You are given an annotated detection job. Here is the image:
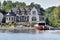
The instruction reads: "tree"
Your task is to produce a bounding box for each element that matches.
[45,6,60,27]
[18,2,26,8]
[3,0,7,6]
[29,2,35,7]
[0,2,1,9]
[0,2,1,6]
[45,6,56,26]
[2,0,13,10]
[51,7,60,27]
[6,1,13,8]
[45,6,56,14]
[13,1,19,7]
[35,4,41,9]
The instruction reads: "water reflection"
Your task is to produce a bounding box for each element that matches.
[0,30,60,40]
[0,29,60,33]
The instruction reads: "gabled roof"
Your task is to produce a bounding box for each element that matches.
[7,7,32,12]
[6,10,16,16]
[6,7,43,15]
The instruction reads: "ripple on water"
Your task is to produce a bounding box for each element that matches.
[0,30,60,40]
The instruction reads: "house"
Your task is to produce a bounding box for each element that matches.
[6,7,45,26]
[6,10,16,23]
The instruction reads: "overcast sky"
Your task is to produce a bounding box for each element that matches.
[0,0,60,9]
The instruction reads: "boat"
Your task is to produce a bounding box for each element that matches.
[34,24,43,30]
[34,23,49,30]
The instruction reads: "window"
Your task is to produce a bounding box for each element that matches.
[6,17,8,20]
[32,17,36,21]
[6,17,10,20]
[39,17,44,21]
[17,11,19,13]
[17,10,22,15]
[9,17,10,20]
[12,17,14,20]
[32,11,36,15]
[26,16,29,22]
[24,12,27,15]
[20,16,25,22]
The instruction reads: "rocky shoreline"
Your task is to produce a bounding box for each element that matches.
[0,26,60,33]
[50,28,60,30]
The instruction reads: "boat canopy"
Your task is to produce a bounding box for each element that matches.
[38,23,45,26]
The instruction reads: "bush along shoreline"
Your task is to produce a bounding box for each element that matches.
[0,22,15,27]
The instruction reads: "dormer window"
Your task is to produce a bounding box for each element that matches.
[10,10,14,14]
[17,9,22,15]
[32,11,36,15]
[17,10,19,13]
[11,10,13,12]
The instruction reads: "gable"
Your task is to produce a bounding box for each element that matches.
[30,7,38,15]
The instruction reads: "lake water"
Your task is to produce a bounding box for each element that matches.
[0,30,60,40]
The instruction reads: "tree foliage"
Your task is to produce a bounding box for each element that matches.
[18,2,26,8]
[13,1,19,7]
[2,1,44,12]
[2,1,13,10]
[0,2,1,6]
[45,6,60,27]
[0,2,1,9]
[3,0,7,6]
[28,2,45,12]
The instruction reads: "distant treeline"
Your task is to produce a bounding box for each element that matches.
[45,6,60,27]
[0,0,44,12]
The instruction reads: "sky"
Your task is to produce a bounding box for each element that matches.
[0,0,60,9]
